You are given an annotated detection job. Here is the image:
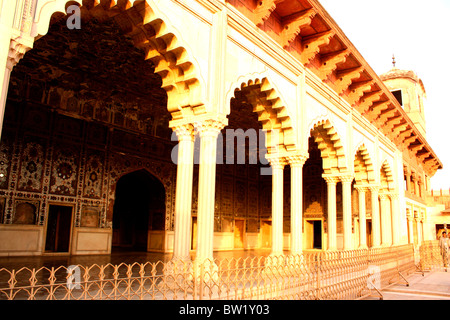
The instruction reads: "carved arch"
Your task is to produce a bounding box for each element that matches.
[32,0,205,120]
[379,160,395,192]
[354,143,375,185]
[228,76,297,154]
[309,118,347,174]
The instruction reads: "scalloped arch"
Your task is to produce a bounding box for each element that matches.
[228,76,297,154]
[32,0,205,120]
[354,143,375,184]
[380,159,395,191]
[309,118,347,174]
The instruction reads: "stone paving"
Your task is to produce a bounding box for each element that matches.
[362,268,450,300]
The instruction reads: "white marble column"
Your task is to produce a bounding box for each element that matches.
[356,186,367,249]
[341,175,353,250]
[287,154,308,255]
[379,194,392,246]
[406,209,414,244]
[194,118,226,269]
[369,186,381,247]
[324,176,339,251]
[267,156,288,257]
[389,193,400,246]
[171,124,195,263]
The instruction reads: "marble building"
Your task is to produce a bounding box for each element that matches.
[0,0,443,267]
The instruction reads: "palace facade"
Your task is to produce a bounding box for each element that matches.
[0,0,443,265]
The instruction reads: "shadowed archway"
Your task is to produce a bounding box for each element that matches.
[112,169,166,252]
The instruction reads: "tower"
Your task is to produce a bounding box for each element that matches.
[380,57,427,138]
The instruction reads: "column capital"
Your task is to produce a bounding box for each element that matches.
[194,116,227,138]
[368,185,380,193]
[266,154,288,169]
[322,174,340,185]
[339,174,354,184]
[286,152,309,167]
[388,193,400,200]
[379,193,390,201]
[354,185,369,193]
[172,123,195,141]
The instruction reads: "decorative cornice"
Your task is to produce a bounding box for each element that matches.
[7,36,33,70]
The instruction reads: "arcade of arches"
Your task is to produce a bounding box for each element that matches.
[0,0,443,266]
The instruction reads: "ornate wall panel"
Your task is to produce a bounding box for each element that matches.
[17,135,46,192]
[50,143,80,197]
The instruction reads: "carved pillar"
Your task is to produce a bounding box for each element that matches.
[324,175,339,251]
[405,167,412,193]
[171,124,195,263]
[379,193,392,246]
[389,193,400,245]
[267,155,288,256]
[340,175,353,250]
[369,186,381,247]
[194,118,226,269]
[356,186,367,249]
[406,209,414,244]
[287,153,308,255]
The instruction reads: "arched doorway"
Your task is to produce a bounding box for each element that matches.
[112,170,166,252]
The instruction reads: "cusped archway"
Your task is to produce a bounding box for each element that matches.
[354,143,375,185]
[309,119,347,174]
[32,0,205,121]
[228,77,297,155]
[112,169,166,252]
[380,160,395,193]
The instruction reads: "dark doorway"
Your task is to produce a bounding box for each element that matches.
[366,221,372,247]
[112,170,165,252]
[45,205,73,253]
[313,220,322,249]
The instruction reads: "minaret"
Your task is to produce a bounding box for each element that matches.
[380,57,427,138]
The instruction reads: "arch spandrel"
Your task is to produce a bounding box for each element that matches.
[32,0,206,121]
[227,75,299,155]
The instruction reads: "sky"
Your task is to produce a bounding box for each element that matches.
[319,0,450,191]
